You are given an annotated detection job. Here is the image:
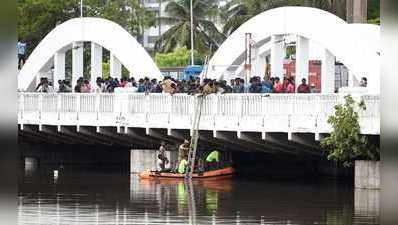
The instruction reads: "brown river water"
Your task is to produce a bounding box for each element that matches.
[18,168,379,225]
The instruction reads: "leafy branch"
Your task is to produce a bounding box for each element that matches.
[320,95,379,167]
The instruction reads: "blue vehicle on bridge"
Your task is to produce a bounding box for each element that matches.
[181,65,203,80]
[160,65,203,81]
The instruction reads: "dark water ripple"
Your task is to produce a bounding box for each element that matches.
[18,171,379,225]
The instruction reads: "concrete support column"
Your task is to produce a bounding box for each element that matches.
[253,49,267,78]
[251,46,259,77]
[110,54,122,79]
[321,49,336,94]
[53,52,65,91]
[258,55,267,77]
[270,35,285,80]
[72,42,84,89]
[24,157,38,172]
[348,72,355,87]
[355,160,380,189]
[295,36,309,86]
[91,43,103,86]
[130,149,172,173]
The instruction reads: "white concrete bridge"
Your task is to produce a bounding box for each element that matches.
[17,7,380,155]
[18,93,379,155]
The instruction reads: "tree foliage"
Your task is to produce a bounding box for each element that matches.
[367,0,380,25]
[155,46,203,68]
[18,0,155,56]
[154,0,225,55]
[320,95,379,167]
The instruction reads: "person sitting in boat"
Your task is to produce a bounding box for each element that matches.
[178,157,188,174]
[158,154,169,172]
[205,150,220,171]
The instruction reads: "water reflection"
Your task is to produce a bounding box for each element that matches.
[18,169,379,225]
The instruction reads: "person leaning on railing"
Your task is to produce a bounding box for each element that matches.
[45,75,325,95]
[297,78,310,93]
[57,80,72,93]
[35,77,51,93]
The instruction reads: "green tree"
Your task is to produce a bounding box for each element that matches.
[367,0,380,25]
[154,0,225,55]
[18,0,155,56]
[320,95,379,167]
[155,46,203,67]
[18,0,78,54]
[85,0,155,43]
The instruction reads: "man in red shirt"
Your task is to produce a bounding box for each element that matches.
[297,78,310,93]
[273,77,283,93]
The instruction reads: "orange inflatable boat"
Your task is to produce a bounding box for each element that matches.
[138,167,234,180]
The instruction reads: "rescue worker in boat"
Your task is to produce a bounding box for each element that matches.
[178,139,190,162]
[178,156,188,174]
[173,139,190,173]
[205,150,220,171]
[157,141,169,171]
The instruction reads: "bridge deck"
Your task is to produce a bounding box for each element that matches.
[18,93,379,153]
[18,93,379,134]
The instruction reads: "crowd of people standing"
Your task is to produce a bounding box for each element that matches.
[35,74,318,94]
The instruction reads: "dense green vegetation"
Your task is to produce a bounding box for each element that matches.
[18,0,379,68]
[18,0,154,77]
[154,0,225,55]
[320,95,379,167]
[18,0,155,55]
[367,0,380,24]
[155,47,203,67]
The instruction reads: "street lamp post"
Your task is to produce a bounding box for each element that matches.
[80,0,83,18]
[244,33,252,93]
[190,0,194,65]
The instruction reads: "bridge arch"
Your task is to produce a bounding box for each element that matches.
[207,7,380,94]
[18,17,162,91]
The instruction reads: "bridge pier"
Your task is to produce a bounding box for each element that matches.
[53,51,66,90]
[91,42,103,85]
[19,142,130,171]
[295,36,309,85]
[321,49,336,93]
[270,35,286,80]
[72,42,84,87]
[110,53,122,79]
[24,157,39,174]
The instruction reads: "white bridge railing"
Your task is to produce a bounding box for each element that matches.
[18,93,380,135]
